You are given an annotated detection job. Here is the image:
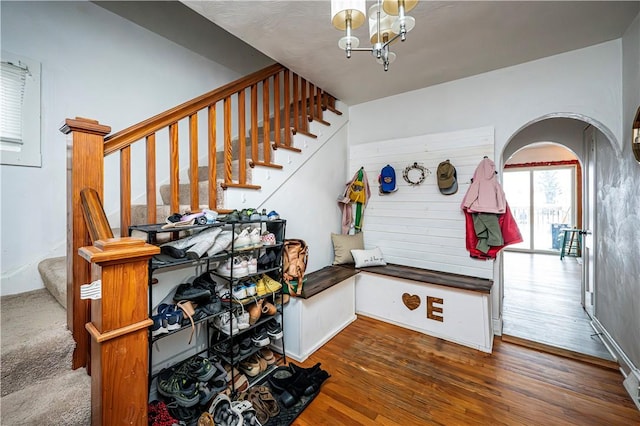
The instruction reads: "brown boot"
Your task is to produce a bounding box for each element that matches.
[248,300,263,325]
[262,301,277,316]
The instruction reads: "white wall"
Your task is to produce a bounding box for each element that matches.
[0,1,245,295]
[349,40,628,342]
[349,41,623,155]
[348,127,495,279]
[594,13,640,371]
[505,143,578,165]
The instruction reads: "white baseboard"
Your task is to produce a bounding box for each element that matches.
[591,317,640,410]
[493,315,503,336]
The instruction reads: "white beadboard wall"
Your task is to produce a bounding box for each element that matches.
[349,126,495,280]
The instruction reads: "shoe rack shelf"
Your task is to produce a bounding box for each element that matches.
[128,217,288,404]
[211,311,283,365]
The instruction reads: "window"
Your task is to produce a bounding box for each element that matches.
[503,165,576,252]
[1,51,41,167]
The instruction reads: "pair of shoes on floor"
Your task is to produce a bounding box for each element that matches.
[237,385,279,425]
[267,362,330,408]
[166,402,201,426]
[208,393,261,426]
[157,367,200,408]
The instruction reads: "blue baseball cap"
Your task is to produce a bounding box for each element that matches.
[379,165,397,194]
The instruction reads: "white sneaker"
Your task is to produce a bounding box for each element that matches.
[245,281,257,297]
[248,227,262,248]
[232,284,247,300]
[232,257,249,278]
[247,256,258,274]
[233,229,251,250]
[217,257,248,278]
[207,231,233,256]
[216,259,233,277]
[213,312,239,335]
[236,311,250,330]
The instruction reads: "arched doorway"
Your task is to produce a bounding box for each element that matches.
[499,116,615,364]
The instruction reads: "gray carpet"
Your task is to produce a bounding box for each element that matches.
[37,257,67,309]
[0,286,90,424]
[1,368,90,425]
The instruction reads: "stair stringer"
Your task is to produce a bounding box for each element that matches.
[223,102,348,210]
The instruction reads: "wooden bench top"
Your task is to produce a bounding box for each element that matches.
[299,265,359,299]
[351,263,493,294]
[299,263,493,299]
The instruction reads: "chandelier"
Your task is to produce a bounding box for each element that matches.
[331,0,418,71]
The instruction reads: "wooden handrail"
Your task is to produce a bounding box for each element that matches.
[62,65,342,379]
[103,63,284,155]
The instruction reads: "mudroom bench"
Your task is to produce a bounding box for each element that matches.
[283,263,494,361]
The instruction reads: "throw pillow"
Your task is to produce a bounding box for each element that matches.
[331,232,364,265]
[350,247,387,268]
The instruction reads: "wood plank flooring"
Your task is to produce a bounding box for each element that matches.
[502,251,615,364]
[293,316,639,425]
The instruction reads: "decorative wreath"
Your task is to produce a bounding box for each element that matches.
[402,162,429,186]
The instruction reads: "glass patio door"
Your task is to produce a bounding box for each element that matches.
[503,166,575,252]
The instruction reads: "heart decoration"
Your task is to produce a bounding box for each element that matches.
[402,293,421,311]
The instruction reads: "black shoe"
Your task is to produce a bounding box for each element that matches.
[173,283,211,304]
[166,403,200,426]
[161,245,188,259]
[157,368,199,407]
[239,336,253,355]
[257,250,276,269]
[198,295,222,316]
[268,363,330,408]
[214,339,240,358]
[193,271,216,293]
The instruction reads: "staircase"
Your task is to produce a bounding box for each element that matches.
[0,260,90,424]
[6,63,343,424]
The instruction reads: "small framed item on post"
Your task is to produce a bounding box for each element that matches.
[632,106,640,162]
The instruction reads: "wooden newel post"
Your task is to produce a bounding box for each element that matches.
[60,117,111,370]
[79,237,159,426]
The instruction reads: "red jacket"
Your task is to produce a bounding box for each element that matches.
[463,203,523,259]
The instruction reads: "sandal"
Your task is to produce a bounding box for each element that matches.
[197,411,215,426]
[239,355,262,377]
[208,393,243,426]
[231,400,262,426]
[254,386,280,418]
[259,348,276,365]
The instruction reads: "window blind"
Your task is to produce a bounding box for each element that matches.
[1,61,29,146]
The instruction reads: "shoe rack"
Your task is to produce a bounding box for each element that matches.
[128,216,288,405]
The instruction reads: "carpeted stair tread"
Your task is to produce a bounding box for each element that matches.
[0,367,90,425]
[159,178,226,207]
[37,256,67,309]
[0,289,74,397]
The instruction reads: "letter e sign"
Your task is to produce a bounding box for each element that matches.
[427,296,444,322]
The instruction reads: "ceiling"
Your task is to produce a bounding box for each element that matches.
[99,1,639,106]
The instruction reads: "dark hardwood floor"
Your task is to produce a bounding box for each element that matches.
[502,251,615,366]
[293,316,639,425]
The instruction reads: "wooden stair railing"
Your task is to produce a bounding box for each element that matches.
[79,188,158,426]
[61,64,341,376]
